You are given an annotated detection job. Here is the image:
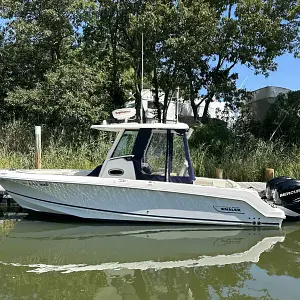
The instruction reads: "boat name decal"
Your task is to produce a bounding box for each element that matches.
[215,237,244,246]
[213,206,244,214]
[279,189,300,197]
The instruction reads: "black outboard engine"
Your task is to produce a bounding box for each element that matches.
[273,179,300,218]
[266,176,292,200]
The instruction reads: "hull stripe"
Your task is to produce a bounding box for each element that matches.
[6,190,279,226]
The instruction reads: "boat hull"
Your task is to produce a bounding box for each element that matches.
[0,172,285,227]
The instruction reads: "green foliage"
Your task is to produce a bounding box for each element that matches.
[155,0,300,120]
[0,121,112,169]
[190,133,300,182]
[235,90,300,145]
[262,90,300,143]
[5,62,109,131]
[0,0,299,129]
[0,0,77,89]
[189,116,300,181]
[233,104,264,138]
[2,120,300,182]
[189,120,234,158]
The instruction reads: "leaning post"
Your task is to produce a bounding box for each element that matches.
[35,126,42,169]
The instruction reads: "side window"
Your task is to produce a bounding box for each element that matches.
[112,130,138,158]
[171,133,189,177]
[142,131,167,175]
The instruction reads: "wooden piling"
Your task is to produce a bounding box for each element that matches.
[265,168,274,181]
[215,168,223,179]
[35,126,41,169]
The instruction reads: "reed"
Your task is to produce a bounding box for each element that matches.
[1,121,300,181]
[192,139,300,182]
[0,121,112,170]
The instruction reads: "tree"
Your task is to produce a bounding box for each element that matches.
[5,62,109,130]
[0,0,80,121]
[0,0,113,125]
[79,0,133,110]
[263,90,300,144]
[0,0,77,85]
[167,0,300,121]
[1,0,299,127]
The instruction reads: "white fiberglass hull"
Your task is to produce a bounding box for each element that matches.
[0,170,285,227]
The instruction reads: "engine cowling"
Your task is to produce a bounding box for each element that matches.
[273,179,300,214]
[266,176,292,200]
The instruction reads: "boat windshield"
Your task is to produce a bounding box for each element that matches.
[131,129,195,184]
[89,127,194,182]
[98,127,195,183]
[142,131,167,176]
[112,130,138,158]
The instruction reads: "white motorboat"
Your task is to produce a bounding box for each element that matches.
[0,111,285,227]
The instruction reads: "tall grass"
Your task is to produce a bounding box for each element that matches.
[0,121,112,170]
[1,121,300,181]
[191,140,300,181]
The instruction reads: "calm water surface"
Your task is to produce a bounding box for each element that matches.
[0,208,299,300]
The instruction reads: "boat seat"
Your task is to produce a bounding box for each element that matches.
[194,177,241,188]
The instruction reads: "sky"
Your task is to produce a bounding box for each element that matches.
[234,54,300,92]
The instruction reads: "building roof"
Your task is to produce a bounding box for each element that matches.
[91,122,189,132]
[251,86,291,102]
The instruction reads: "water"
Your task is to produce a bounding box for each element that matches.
[0,210,299,300]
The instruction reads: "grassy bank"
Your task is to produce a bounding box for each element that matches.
[0,121,111,170]
[191,141,300,181]
[1,122,300,182]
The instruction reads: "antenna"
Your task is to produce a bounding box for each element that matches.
[233,76,249,119]
[239,76,248,89]
[140,32,144,123]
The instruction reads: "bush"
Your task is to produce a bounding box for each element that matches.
[189,119,233,158]
[189,120,300,181]
[262,90,300,144]
[4,62,110,133]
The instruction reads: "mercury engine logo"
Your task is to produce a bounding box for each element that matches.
[293,197,300,203]
[213,206,244,214]
[279,189,300,197]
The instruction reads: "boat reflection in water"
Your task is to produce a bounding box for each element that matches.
[0,218,299,300]
[0,220,285,269]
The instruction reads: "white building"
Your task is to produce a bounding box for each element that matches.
[126,89,233,124]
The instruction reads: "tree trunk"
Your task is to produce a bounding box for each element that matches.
[134,67,141,122]
[110,15,124,109]
[162,90,170,123]
[110,38,124,108]
[189,80,198,122]
[202,98,212,124]
[191,96,198,122]
[135,83,142,122]
[134,68,146,123]
[153,68,161,122]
